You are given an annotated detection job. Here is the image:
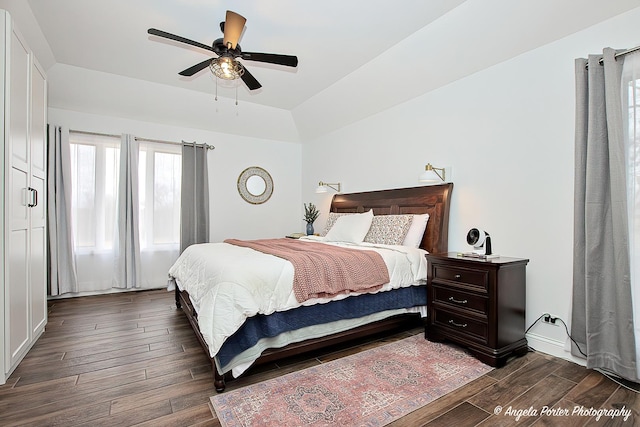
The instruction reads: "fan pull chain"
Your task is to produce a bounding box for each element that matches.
[213,77,240,105]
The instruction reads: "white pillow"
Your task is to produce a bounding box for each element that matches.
[402,214,430,248]
[324,210,374,243]
[321,212,352,236]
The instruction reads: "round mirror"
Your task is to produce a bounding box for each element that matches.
[246,175,267,196]
[237,166,273,204]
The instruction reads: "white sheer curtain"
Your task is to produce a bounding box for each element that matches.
[70,132,120,291]
[68,132,181,292]
[622,50,640,380]
[138,140,181,287]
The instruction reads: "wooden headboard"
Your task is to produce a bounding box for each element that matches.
[329,183,453,254]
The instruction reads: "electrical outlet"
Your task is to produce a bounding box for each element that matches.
[542,314,560,326]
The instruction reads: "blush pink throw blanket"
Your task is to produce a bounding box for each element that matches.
[223,238,390,303]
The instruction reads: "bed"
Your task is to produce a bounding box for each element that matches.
[169,183,453,392]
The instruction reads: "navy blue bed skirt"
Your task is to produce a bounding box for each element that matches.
[217,284,427,367]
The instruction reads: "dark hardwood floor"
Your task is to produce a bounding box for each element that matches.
[0,289,636,426]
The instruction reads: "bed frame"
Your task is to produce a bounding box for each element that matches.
[175,183,453,392]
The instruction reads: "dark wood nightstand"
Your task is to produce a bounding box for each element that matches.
[425,252,529,367]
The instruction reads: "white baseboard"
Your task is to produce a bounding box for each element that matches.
[48,286,165,300]
[526,332,586,366]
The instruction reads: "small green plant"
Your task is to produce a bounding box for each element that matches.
[303,202,320,224]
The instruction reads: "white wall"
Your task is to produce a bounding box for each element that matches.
[302,7,640,362]
[48,108,303,243]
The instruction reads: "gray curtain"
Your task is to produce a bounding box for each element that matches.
[113,134,141,288]
[572,48,637,381]
[46,125,78,295]
[180,143,210,253]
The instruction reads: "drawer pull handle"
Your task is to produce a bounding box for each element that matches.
[454,274,461,279]
[448,296,468,304]
[448,319,468,328]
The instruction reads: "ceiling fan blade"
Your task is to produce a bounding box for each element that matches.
[240,52,298,67]
[148,28,213,52]
[222,11,246,50]
[240,66,262,90]
[179,58,213,76]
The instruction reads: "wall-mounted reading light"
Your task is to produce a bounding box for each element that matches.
[315,181,342,193]
[419,163,446,182]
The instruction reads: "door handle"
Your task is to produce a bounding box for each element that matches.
[27,187,37,207]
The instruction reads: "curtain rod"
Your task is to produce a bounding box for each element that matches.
[616,45,640,59]
[594,45,640,65]
[69,129,215,150]
[138,137,215,150]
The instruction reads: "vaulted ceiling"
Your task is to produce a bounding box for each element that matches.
[17,0,640,141]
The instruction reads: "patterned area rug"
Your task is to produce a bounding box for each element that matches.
[210,334,493,426]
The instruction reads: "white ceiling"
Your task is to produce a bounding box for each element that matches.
[26,0,468,110]
[16,0,640,140]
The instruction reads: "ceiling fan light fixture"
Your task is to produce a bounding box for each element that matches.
[148,10,297,92]
[209,56,244,80]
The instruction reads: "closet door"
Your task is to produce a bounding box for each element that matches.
[29,59,47,336]
[6,26,30,368]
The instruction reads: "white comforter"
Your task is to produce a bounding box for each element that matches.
[168,238,428,358]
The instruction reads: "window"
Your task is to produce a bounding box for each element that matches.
[69,133,120,252]
[622,52,640,380]
[69,131,182,290]
[138,141,182,249]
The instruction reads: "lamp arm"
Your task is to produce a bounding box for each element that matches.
[423,163,446,182]
[431,167,445,181]
[318,181,341,192]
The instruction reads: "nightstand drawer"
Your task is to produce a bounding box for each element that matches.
[433,265,488,291]
[432,286,488,315]
[431,308,488,344]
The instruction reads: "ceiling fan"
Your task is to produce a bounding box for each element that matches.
[148,10,298,91]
